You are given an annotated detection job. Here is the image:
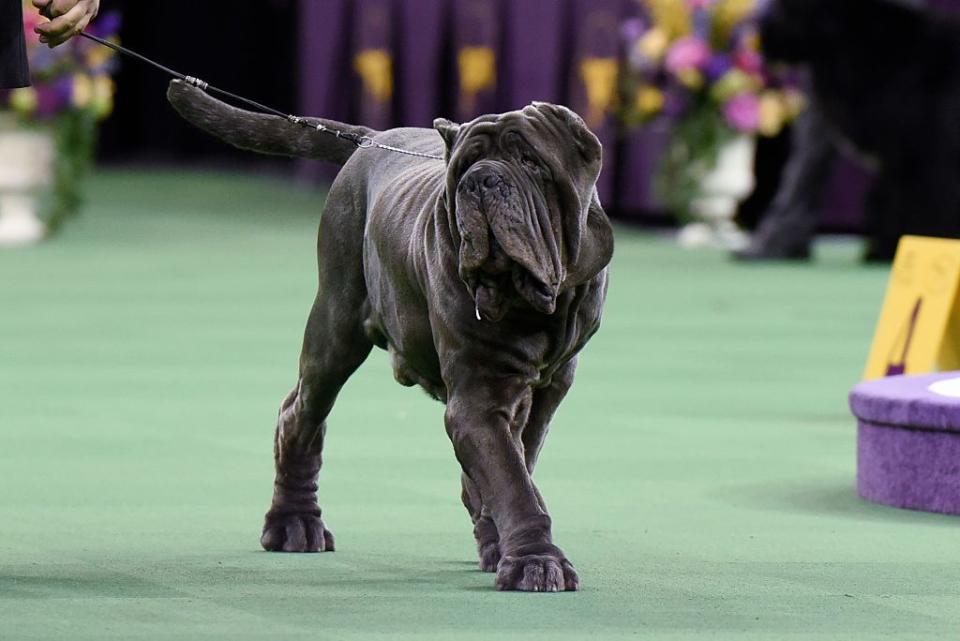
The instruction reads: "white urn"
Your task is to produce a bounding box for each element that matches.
[677,133,756,251]
[0,123,54,247]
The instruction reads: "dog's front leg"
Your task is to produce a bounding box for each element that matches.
[445,376,579,592]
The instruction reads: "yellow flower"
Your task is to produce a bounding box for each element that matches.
[741,30,761,53]
[92,75,115,120]
[781,88,807,119]
[72,73,93,109]
[676,68,704,90]
[712,0,755,42]
[643,0,693,40]
[9,87,38,115]
[758,91,787,137]
[636,86,666,116]
[711,69,759,102]
[86,44,115,69]
[637,28,670,61]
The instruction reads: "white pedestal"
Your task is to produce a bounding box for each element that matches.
[0,127,54,247]
[677,134,756,251]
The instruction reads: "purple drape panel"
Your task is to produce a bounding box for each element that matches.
[353,0,395,130]
[452,0,502,121]
[503,0,567,108]
[298,0,960,228]
[298,0,352,184]
[398,0,448,126]
[567,0,626,204]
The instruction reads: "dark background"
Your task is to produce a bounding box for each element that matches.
[96,0,300,167]
[87,0,791,226]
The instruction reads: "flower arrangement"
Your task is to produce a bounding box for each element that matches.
[621,0,804,221]
[2,2,121,233]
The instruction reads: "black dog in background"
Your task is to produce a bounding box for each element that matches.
[739,0,960,261]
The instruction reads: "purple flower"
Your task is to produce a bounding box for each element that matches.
[724,93,760,132]
[34,78,72,117]
[705,54,733,82]
[665,37,711,75]
[620,17,646,43]
[663,85,691,118]
[89,12,122,38]
[691,8,712,39]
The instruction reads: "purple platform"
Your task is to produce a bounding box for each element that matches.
[850,372,960,515]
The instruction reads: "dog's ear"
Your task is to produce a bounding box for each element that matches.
[433,118,461,157]
[567,191,613,283]
[531,102,602,166]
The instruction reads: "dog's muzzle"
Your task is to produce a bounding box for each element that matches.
[455,162,562,320]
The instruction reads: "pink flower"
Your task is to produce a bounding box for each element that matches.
[733,48,762,74]
[22,9,43,46]
[724,93,760,132]
[665,37,711,75]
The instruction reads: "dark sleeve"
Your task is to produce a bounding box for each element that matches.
[0,0,30,88]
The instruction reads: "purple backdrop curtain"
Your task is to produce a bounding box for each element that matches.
[353,0,395,129]
[452,0,502,121]
[398,0,448,126]
[503,0,567,107]
[298,0,352,184]
[298,0,960,228]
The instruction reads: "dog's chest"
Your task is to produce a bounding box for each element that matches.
[364,271,606,402]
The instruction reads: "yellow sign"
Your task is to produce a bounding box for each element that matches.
[354,49,393,104]
[457,46,496,117]
[864,236,960,380]
[579,57,618,129]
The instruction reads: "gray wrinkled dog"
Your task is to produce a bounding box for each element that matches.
[167,80,613,592]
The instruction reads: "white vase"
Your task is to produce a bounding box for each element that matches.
[677,133,756,251]
[0,126,54,247]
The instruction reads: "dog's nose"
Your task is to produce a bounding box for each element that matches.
[464,168,502,194]
[480,173,500,189]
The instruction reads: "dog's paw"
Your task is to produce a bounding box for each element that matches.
[260,510,334,553]
[478,541,501,573]
[495,549,579,592]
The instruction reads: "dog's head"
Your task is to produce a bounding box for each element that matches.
[760,0,923,62]
[435,102,607,321]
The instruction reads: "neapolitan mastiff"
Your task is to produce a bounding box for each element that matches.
[167,80,613,592]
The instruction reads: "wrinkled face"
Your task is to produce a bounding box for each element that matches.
[435,103,602,322]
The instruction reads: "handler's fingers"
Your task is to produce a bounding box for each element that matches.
[31,0,52,11]
[47,0,81,18]
[35,3,86,47]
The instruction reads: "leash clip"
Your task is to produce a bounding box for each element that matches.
[185,76,209,91]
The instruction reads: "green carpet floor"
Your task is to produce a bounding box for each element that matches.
[2,170,959,640]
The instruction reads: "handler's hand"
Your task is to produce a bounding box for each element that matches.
[32,0,100,48]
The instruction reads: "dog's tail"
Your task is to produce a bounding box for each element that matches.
[166,80,376,166]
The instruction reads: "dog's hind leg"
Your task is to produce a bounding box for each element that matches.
[260,187,373,553]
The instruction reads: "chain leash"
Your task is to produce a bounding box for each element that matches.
[74,30,445,162]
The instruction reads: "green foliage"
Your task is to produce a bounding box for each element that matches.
[45,110,97,235]
[655,98,737,223]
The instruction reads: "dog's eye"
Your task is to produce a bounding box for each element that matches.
[520,151,539,170]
